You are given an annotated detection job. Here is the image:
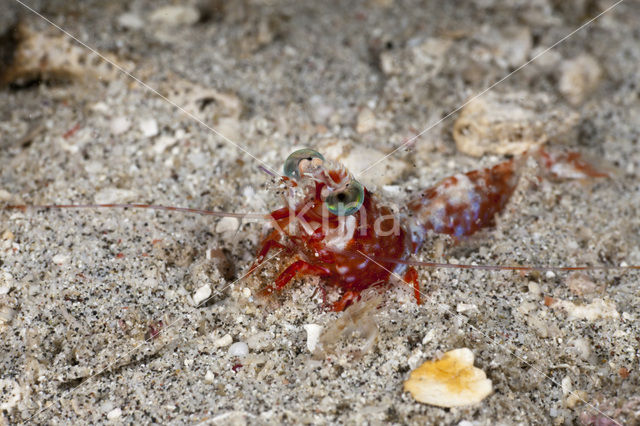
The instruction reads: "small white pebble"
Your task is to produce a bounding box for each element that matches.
[545,271,556,279]
[84,161,103,175]
[94,188,137,204]
[456,303,478,313]
[558,54,602,105]
[528,281,541,296]
[0,272,13,295]
[242,287,251,298]
[0,306,16,324]
[561,376,572,395]
[382,185,401,194]
[193,284,212,306]
[153,135,178,154]
[216,217,239,234]
[110,116,131,135]
[91,102,109,113]
[303,324,322,352]
[117,13,144,30]
[228,341,249,357]
[0,379,20,410]
[188,151,208,169]
[149,5,200,26]
[101,401,114,413]
[569,338,592,360]
[518,301,537,315]
[106,408,122,420]
[407,350,424,370]
[214,334,233,347]
[422,329,436,344]
[356,107,377,133]
[52,254,69,265]
[139,118,159,137]
[527,315,551,338]
[566,390,588,408]
[204,370,215,383]
[247,332,270,351]
[242,186,255,199]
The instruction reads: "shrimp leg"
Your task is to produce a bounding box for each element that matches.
[262,260,330,295]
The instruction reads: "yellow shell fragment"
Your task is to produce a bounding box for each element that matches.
[404,348,492,408]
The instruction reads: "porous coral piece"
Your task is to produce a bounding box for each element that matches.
[0,22,126,86]
[453,91,579,157]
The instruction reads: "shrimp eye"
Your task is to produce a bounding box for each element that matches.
[325,180,365,216]
[283,149,325,180]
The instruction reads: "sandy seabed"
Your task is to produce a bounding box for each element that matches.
[1,0,639,424]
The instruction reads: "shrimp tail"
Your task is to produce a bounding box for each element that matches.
[406,147,611,243]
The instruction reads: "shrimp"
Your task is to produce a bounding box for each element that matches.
[249,147,620,311]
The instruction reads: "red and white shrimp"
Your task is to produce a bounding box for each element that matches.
[247,146,618,311]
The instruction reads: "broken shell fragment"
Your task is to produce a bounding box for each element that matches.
[0,22,127,87]
[404,348,492,408]
[550,298,619,321]
[453,91,579,157]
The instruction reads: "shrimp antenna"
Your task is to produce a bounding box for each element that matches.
[368,255,640,272]
[258,165,279,178]
[2,203,270,220]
